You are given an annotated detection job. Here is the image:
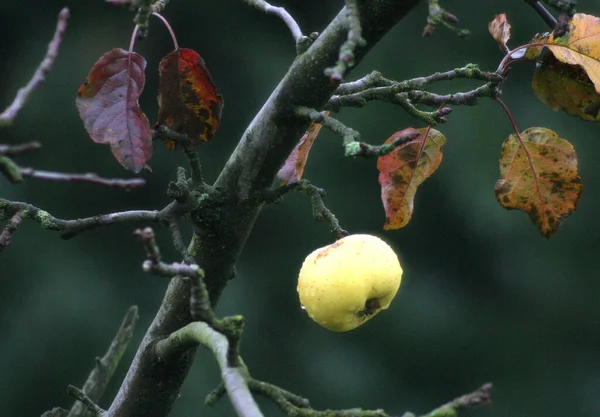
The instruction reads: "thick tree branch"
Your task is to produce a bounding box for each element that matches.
[107,2,422,417]
[67,307,139,417]
[156,322,262,417]
[0,8,69,126]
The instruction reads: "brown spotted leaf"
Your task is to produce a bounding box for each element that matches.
[377,127,446,230]
[544,14,600,93]
[156,48,223,149]
[488,14,511,53]
[495,127,582,238]
[533,53,600,121]
[76,48,152,173]
[276,111,328,186]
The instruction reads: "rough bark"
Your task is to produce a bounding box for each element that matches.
[107,1,422,416]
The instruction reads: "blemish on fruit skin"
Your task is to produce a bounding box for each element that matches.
[314,240,344,263]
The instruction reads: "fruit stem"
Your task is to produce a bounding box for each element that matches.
[152,12,179,50]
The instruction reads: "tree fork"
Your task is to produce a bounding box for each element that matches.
[107,1,421,416]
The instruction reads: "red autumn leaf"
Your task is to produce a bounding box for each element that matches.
[377,127,446,230]
[156,48,223,149]
[276,111,328,186]
[495,127,582,238]
[76,48,152,173]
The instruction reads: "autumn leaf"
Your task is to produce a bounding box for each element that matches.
[488,14,511,53]
[377,127,446,230]
[543,14,600,93]
[276,112,328,186]
[156,48,223,150]
[522,33,550,60]
[495,127,582,238]
[76,48,152,173]
[533,53,600,121]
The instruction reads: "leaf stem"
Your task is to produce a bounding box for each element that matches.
[152,12,179,50]
[129,25,140,53]
[495,98,543,215]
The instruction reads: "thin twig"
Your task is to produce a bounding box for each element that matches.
[296,180,348,239]
[152,0,171,13]
[524,0,558,28]
[167,219,194,264]
[0,199,167,239]
[419,383,492,417]
[67,307,139,417]
[133,0,153,39]
[328,66,501,112]
[423,0,469,38]
[182,145,204,186]
[134,227,204,279]
[243,0,303,43]
[249,378,385,417]
[66,386,105,417]
[41,407,68,417]
[0,141,42,156]
[19,167,146,189]
[325,0,366,83]
[296,106,421,157]
[0,8,69,126]
[0,210,25,253]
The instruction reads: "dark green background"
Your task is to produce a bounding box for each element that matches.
[2,1,600,416]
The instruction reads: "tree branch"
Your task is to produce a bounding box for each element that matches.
[0,8,69,126]
[423,1,469,38]
[18,167,146,189]
[296,106,421,157]
[156,322,262,417]
[524,0,558,28]
[107,2,422,416]
[0,141,42,156]
[0,210,25,253]
[0,199,178,239]
[418,383,492,417]
[327,66,502,116]
[67,307,139,417]
[66,386,105,417]
[325,0,366,82]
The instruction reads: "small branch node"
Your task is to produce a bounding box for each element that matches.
[325,0,366,83]
[66,385,106,416]
[423,0,469,38]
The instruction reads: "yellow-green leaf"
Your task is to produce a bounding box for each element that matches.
[495,127,582,238]
[545,14,600,93]
[533,53,600,121]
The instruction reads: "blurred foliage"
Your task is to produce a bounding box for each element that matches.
[2,1,600,416]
